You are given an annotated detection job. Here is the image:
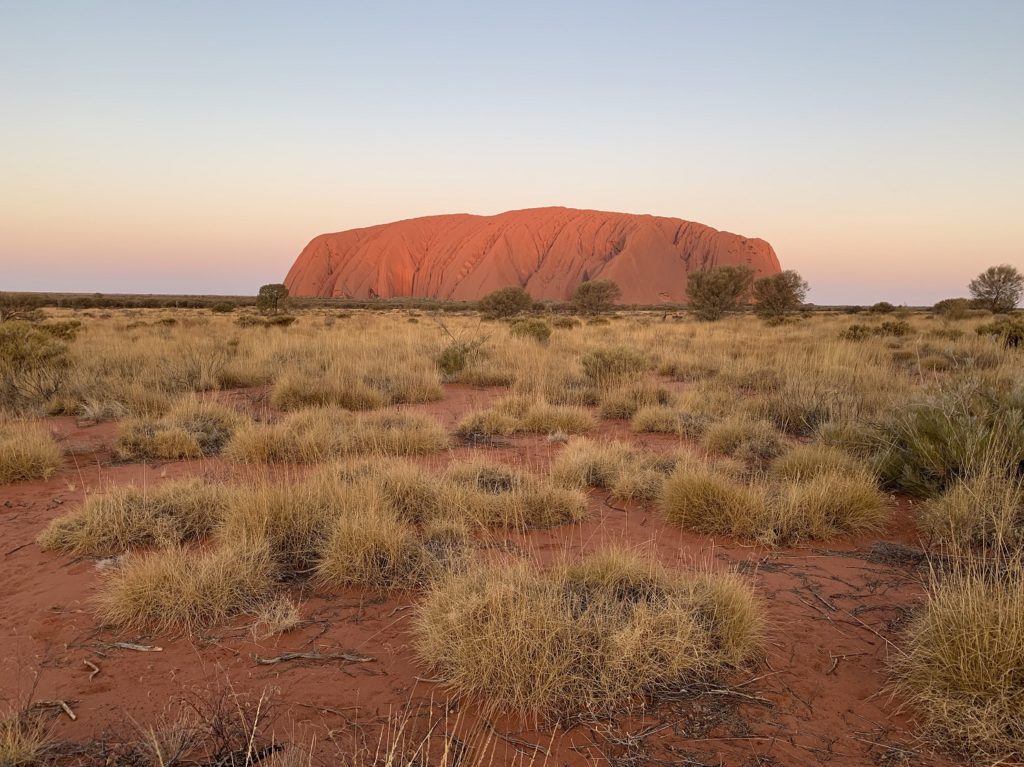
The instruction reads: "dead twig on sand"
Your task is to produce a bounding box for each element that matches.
[483,721,552,757]
[255,650,374,666]
[84,659,101,680]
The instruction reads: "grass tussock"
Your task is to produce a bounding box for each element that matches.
[598,381,674,420]
[224,408,449,463]
[631,406,712,439]
[550,438,684,502]
[456,396,595,438]
[661,462,887,544]
[891,559,1024,762]
[703,415,785,469]
[770,443,871,481]
[0,709,48,767]
[39,478,230,556]
[0,419,61,484]
[414,549,762,716]
[115,399,242,461]
[95,543,275,633]
[920,472,1024,550]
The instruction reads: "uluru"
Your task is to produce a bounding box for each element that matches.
[284,207,781,304]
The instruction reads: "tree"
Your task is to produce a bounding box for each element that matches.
[257,283,289,314]
[969,265,1024,314]
[686,266,754,321]
[752,270,809,322]
[478,286,532,318]
[572,279,621,314]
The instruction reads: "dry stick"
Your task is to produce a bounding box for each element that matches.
[255,650,375,665]
[32,700,77,720]
[109,641,163,652]
[483,721,552,757]
[84,659,101,680]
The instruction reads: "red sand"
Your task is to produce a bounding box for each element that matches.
[284,207,781,304]
[0,389,956,766]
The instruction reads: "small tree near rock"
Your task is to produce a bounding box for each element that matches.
[572,280,621,314]
[478,286,532,318]
[686,266,754,321]
[257,284,289,314]
[969,265,1024,314]
[753,270,809,322]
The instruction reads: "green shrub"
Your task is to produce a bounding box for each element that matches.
[571,280,621,314]
[509,318,552,343]
[686,266,754,321]
[478,287,532,318]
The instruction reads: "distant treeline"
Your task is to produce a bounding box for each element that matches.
[0,291,925,314]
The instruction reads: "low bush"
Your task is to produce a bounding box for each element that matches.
[0,320,70,413]
[580,347,650,385]
[631,406,712,439]
[703,416,785,469]
[598,382,673,420]
[115,400,242,461]
[508,318,551,343]
[977,318,1024,348]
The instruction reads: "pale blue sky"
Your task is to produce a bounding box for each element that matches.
[1,1,1022,303]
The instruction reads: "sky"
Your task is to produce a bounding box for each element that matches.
[1,1,1022,305]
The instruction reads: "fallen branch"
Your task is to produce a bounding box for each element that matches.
[109,641,163,652]
[84,659,101,680]
[255,650,374,666]
[31,700,77,720]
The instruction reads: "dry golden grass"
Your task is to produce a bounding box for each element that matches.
[920,472,1024,550]
[115,398,242,461]
[39,478,230,556]
[630,405,711,439]
[414,549,762,717]
[661,462,886,544]
[0,709,48,767]
[443,459,587,529]
[0,419,61,484]
[703,415,785,468]
[95,543,275,633]
[891,558,1024,761]
[597,380,674,420]
[550,438,683,502]
[224,408,449,463]
[216,478,337,571]
[770,443,869,480]
[457,395,595,437]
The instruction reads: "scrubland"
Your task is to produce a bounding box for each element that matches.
[2,304,1023,765]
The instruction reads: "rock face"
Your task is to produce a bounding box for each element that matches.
[284,207,781,304]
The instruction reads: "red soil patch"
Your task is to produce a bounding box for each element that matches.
[0,387,955,766]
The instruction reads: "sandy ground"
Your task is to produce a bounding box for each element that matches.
[0,385,959,766]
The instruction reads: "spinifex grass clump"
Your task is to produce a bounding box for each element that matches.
[95,543,275,634]
[891,556,1024,762]
[0,419,61,484]
[414,549,762,717]
[873,382,1024,498]
[224,408,449,463]
[115,399,243,461]
[660,461,886,545]
[456,396,595,438]
[550,438,685,501]
[920,471,1024,550]
[39,478,230,555]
